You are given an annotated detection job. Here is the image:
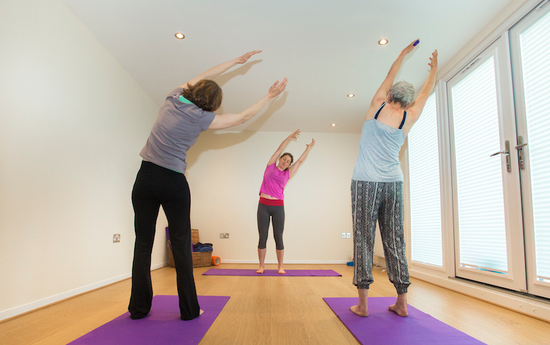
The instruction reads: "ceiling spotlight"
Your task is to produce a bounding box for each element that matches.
[378,39,388,45]
[331,123,337,127]
[347,94,355,98]
[175,33,185,39]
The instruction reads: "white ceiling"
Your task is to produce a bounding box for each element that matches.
[61,0,513,134]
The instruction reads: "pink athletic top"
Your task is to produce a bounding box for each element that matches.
[259,163,290,200]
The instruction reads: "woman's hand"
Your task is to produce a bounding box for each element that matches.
[289,129,301,140]
[288,138,315,178]
[184,50,262,88]
[267,78,288,99]
[234,50,263,64]
[401,39,419,55]
[429,50,438,71]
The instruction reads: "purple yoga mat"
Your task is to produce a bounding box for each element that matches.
[324,297,485,345]
[202,268,341,277]
[69,295,229,345]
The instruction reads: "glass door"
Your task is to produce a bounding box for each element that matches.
[447,37,527,292]
[509,2,550,299]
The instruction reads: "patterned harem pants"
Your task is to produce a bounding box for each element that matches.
[351,180,410,294]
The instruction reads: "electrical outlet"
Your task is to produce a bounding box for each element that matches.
[220,233,229,239]
[341,232,346,239]
[113,234,121,243]
[346,233,351,239]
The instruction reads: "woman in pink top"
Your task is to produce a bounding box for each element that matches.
[257,130,315,274]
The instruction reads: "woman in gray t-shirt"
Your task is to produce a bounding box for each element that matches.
[129,51,287,321]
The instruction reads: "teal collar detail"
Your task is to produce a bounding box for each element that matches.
[178,95,193,104]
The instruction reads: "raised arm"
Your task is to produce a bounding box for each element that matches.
[208,78,288,130]
[181,50,262,88]
[267,130,300,166]
[403,50,438,133]
[288,139,315,178]
[365,39,418,121]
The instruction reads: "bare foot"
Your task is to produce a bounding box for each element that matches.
[256,267,264,274]
[350,305,368,317]
[199,309,204,316]
[388,303,408,317]
[278,268,286,274]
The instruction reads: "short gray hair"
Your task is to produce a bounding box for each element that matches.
[389,81,415,108]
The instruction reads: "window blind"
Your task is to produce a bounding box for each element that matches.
[451,56,508,273]
[409,94,443,266]
[519,10,550,282]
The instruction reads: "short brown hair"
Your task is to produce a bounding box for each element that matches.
[181,79,223,111]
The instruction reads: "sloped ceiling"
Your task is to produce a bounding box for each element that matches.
[62,0,514,133]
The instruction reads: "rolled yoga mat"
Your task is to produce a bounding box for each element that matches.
[323,297,485,345]
[69,295,230,345]
[203,268,341,276]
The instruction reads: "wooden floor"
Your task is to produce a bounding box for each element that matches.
[1,263,549,345]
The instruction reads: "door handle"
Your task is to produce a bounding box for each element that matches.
[490,151,509,157]
[490,140,511,172]
[515,136,527,170]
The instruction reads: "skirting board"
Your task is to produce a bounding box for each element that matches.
[0,262,167,322]
[410,269,550,323]
[218,260,349,264]
[373,255,387,269]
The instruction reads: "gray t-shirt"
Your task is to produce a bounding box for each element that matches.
[140,87,216,174]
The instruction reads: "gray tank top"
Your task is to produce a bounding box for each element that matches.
[352,103,407,182]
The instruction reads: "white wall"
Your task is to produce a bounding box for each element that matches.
[186,130,360,264]
[0,0,363,321]
[0,0,168,320]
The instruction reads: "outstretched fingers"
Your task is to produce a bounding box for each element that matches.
[268,80,280,94]
[429,50,438,69]
[268,77,288,98]
[237,50,263,64]
[290,129,301,139]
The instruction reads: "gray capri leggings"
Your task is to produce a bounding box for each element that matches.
[257,203,285,250]
[351,180,410,294]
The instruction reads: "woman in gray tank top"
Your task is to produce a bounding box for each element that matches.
[350,40,438,318]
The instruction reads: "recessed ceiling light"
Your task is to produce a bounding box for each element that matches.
[331,123,337,127]
[378,39,388,45]
[347,94,355,98]
[175,33,185,39]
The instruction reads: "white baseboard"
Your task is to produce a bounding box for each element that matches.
[0,261,168,322]
[373,255,386,268]
[375,256,550,322]
[410,269,550,322]
[151,262,168,270]
[218,260,349,264]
